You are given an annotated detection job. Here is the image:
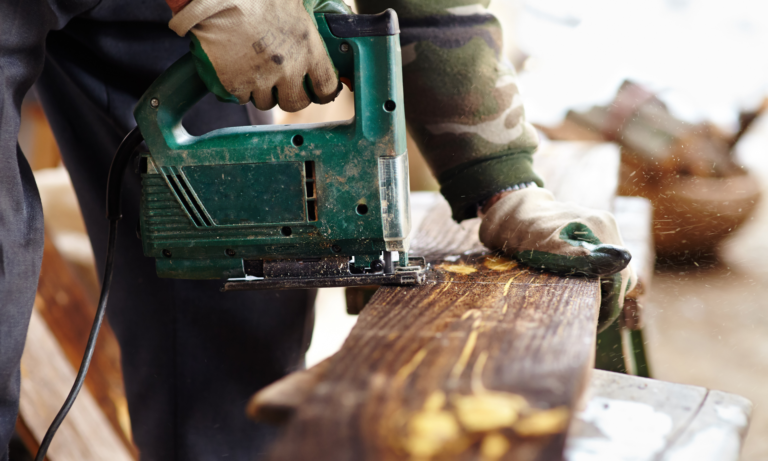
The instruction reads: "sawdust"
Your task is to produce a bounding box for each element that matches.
[395,349,427,385]
[404,410,463,458]
[480,432,511,460]
[400,391,570,459]
[437,263,477,275]
[502,274,522,296]
[512,406,571,437]
[483,256,518,272]
[460,309,481,320]
[398,323,570,459]
[452,392,527,432]
[403,390,466,459]
[450,329,479,382]
[424,391,447,412]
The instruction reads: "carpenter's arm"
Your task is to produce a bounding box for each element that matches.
[356,0,636,329]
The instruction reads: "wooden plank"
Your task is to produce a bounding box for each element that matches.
[27,234,137,458]
[247,358,333,424]
[35,166,100,299]
[252,368,752,459]
[266,199,600,461]
[18,102,62,171]
[19,309,134,461]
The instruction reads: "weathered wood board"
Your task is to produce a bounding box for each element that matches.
[266,199,601,461]
[19,309,134,461]
[253,367,753,460]
[19,235,137,459]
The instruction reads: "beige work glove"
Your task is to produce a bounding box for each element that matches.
[169,0,350,112]
[480,186,637,331]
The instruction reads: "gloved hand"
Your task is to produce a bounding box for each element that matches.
[479,185,637,331]
[169,0,351,112]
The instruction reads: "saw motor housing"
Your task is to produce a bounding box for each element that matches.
[134,10,425,288]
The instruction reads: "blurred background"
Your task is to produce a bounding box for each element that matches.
[17,0,768,459]
[509,2,768,459]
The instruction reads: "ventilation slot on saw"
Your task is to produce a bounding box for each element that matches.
[305,161,317,222]
[170,174,213,227]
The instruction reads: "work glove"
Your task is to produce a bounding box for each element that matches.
[169,0,351,112]
[479,186,637,331]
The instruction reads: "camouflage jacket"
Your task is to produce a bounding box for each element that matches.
[358,0,542,221]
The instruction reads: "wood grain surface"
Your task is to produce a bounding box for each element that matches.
[266,200,600,461]
[24,234,137,458]
[20,310,134,461]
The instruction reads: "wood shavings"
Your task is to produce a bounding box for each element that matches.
[399,390,570,459]
[450,329,479,382]
[404,410,462,458]
[460,309,481,320]
[480,432,510,460]
[452,392,527,432]
[437,263,477,275]
[403,391,466,459]
[503,277,515,296]
[483,256,518,272]
[395,349,427,385]
[423,391,446,412]
[512,406,571,437]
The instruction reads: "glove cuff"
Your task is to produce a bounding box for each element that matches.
[439,152,543,222]
[169,0,237,36]
[479,186,555,249]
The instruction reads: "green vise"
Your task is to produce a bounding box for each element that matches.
[134,10,426,289]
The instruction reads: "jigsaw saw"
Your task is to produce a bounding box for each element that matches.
[133,9,427,290]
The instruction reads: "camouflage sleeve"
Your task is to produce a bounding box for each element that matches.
[355,0,542,221]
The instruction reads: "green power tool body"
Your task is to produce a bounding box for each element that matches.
[134,10,427,290]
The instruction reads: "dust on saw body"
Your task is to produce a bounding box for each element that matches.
[133,10,427,289]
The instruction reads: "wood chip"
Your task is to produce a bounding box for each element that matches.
[437,263,478,275]
[452,392,527,433]
[512,406,571,437]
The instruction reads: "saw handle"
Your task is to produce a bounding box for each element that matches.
[134,11,399,151]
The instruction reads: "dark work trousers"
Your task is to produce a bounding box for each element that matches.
[0,1,316,460]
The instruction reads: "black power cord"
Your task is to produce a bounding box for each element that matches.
[34,126,143,461]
